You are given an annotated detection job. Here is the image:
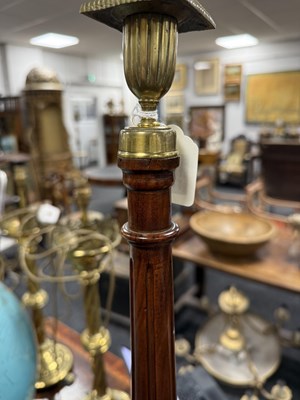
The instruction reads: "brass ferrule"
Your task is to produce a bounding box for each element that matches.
[118,124,178,159]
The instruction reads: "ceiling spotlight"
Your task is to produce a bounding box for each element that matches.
[30,33,79,49]
[215,34,258,49]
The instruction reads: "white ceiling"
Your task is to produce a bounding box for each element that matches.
[0,0,300,59]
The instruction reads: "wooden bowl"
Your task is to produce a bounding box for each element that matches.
[190,211,275,256]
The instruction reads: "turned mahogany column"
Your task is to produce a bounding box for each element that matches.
[80,2,215,399]
[119,157,179,399]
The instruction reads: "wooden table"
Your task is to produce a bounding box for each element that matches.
[84,165,123,187]
[35,319,130,400]
[173,216,300,293]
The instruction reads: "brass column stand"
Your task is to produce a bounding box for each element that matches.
[69,232,129,400]
[80,2,214,399]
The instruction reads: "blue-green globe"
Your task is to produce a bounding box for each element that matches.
[0,281,37,400]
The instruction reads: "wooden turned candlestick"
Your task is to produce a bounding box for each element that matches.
[80,2,215,399]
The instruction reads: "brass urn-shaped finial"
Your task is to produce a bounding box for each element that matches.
[123,13,177,113]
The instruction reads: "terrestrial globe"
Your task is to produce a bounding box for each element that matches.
[0,281,37,400]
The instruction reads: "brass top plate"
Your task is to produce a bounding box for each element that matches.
[80,0,215,32]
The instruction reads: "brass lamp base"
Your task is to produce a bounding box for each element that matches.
[35,338,73,389]
[84,388,130,400]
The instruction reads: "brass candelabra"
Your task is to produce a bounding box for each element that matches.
[67,229,129,400]
[1,206,73,390]
[20,217,126,399]
[175,286,294,400]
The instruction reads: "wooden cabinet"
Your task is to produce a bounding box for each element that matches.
[0,96,26,152]
[103,114,127,164]
[260,139,300,201]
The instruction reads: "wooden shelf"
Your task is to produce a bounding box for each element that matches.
[103,114,127,164]
[0,96,25,152]
[172,216,300,293]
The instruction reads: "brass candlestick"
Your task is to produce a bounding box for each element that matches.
[21,222,124,399]
[13,164,28,209]
[69,230,129,400]
[60,179,103,230]
[61,180,121,250]
[75,183,92,227]
[80,2,214,399]
[1,207,73,390]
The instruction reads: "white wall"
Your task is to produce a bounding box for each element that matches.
[174,39,300,154]
[5,45,43,95]
[1,45,128,166]
[2,39,300,159]
[0,46,8,96]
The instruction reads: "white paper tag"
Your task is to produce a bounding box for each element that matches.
[37,203,61,225]
[171,125,199,207]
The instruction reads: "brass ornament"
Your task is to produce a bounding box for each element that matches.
[35,339,74,390]
[219,286,250,315]
[270,382,292,400]
[24,67,63,91]
[118,124,177,159]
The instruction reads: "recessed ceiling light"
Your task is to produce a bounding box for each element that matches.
[30,33,79,49]
[215,34,258,49]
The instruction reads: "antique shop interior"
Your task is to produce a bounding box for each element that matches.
[0,1,300,400]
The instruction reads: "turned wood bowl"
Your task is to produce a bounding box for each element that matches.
[190,211,276,256]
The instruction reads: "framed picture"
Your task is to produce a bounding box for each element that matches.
[224,83,241,102]
[71,96,97,121]
[194,59,220,95]
[224,64,242,102]
[164,92,185,114]
[170,64,187,91]
[246,71,300,123]
[189,105,225,149]
[224,64,242,84]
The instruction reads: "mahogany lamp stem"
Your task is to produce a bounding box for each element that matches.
[119,158,179,399]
